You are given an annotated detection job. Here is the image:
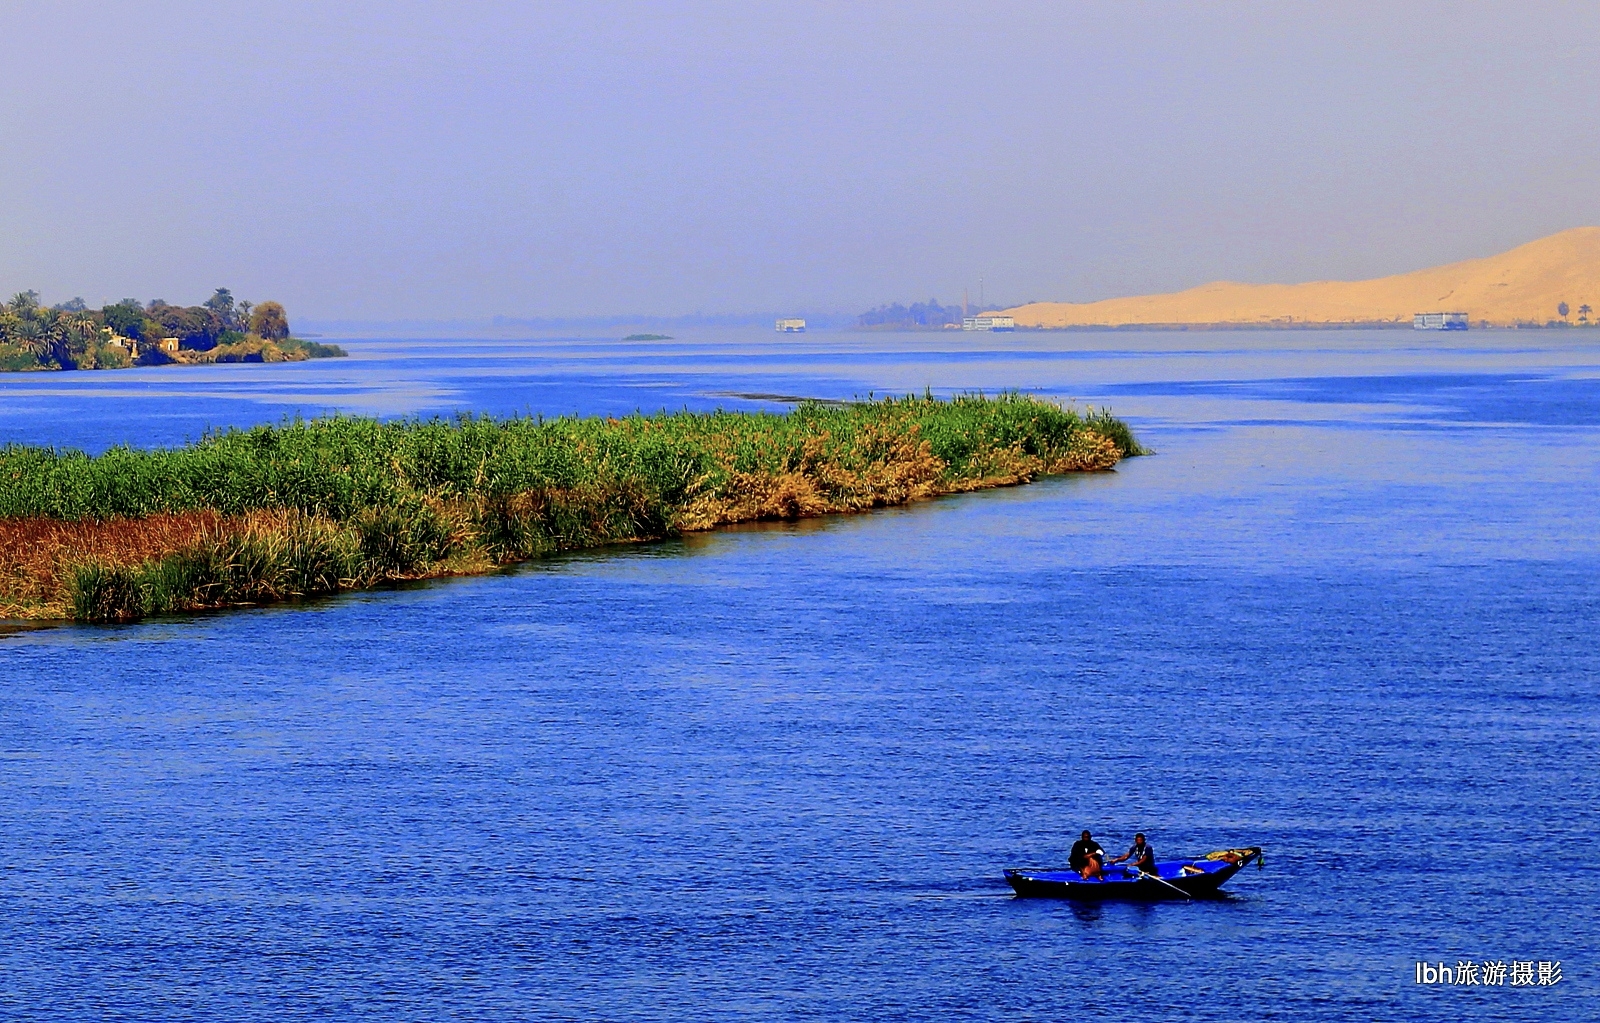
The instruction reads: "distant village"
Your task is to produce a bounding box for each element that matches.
[0,289,343,371]
[854,299,1015,331]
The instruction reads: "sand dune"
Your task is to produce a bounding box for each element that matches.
[1001,227,1600,328]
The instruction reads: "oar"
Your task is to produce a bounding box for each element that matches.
[1138,868,1194,900]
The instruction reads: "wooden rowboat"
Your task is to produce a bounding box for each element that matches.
[1004,846,1263,900]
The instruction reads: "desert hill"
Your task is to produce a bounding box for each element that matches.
[1000,227,1600,328]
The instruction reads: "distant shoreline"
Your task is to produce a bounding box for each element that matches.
[0,336,347,372]
[841,320,1600,333]
[994,227,1600,331]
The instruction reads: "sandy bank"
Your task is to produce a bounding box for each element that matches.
[1001,227,1600,329]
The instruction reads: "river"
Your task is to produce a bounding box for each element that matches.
[2,328,1595,1020]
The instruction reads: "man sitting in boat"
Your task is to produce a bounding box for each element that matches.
[1109,833,1157,877]
[1069,831,1105,879]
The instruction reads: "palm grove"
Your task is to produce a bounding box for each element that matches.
[0,289,342,371]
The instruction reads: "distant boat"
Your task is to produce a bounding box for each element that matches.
[1413,312,1469,330]
[776,318,806,332]
[1004,846,1263,900]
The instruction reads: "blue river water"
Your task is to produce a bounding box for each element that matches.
[2,329,1596,1021]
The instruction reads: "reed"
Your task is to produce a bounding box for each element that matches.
[0,394,1143,621]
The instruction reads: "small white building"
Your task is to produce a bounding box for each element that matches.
[962,314,1015,332]
[1413,312,1468,330]
[776,318,806,332]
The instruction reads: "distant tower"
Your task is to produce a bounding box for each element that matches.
[963,288,969,319]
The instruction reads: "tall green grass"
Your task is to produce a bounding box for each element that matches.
[2,394,1145,621]
[0,394,1143,522]
[67,515,363,620]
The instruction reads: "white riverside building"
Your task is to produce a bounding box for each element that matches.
[775,318,806,332]
[962,314,1015,332]
[1413,312,1469,330]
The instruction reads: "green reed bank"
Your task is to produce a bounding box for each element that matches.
[0,394,1143,621]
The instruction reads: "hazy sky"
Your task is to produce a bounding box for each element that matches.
[3,1,1598,319]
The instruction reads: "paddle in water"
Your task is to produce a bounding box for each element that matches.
[1138,869,1194,900]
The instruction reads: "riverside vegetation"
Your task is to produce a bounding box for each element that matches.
[0,394,1143,622]
[0,289,343,371]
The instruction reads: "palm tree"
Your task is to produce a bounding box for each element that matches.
[1579,304,1592,325]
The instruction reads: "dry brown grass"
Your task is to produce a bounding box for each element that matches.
[0,510,290,617]
[674,427,1119,528]
[675,426,945,530]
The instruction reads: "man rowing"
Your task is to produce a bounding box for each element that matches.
[1109,832,1157,877]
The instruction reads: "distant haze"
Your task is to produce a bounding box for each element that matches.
[3,2,1598,321]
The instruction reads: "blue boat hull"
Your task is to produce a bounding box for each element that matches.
[1004,847,1261,900]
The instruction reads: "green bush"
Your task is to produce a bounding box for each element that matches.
[277,337,347,359]
[0,343,41,371]
[67,561,145,621]
[358,500,456,576]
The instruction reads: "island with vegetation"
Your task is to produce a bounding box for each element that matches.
[0,289,344,371]
[0,394,1142,622]
[623,333,673,341]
